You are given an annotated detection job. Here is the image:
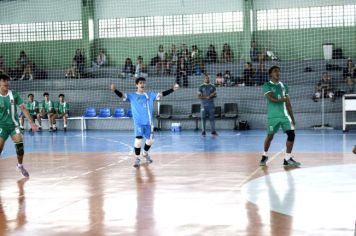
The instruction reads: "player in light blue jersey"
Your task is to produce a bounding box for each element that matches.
[111,77,179,168]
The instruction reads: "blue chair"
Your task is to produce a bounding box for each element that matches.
[127,108,132,117]
[84,107,96,117]
[98,107,111,118]
[113,107,125,118]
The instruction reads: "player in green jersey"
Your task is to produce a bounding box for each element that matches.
[53,94,70,131]
[259,66,301,168]
[19,93,42,131]
[0,72,39,177]
[40,92,56,132]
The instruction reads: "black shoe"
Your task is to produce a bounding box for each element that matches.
[313,97,318,102]
[201,131,206,136]
[64,127,67,132]
[38,127,42,131]
[20,127,24,131]
[211,131,218,136]
[49,127,53,132]
[53,127,57,132]
[259,155,268,166]
[283,158,301,167]
[28,128,32,132]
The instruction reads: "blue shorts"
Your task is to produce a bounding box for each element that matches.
[134,125,152,139]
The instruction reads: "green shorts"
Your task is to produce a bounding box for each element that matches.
[0,126,21,140]
[267,117,294,134]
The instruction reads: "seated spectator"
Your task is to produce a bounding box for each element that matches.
[19,93,42,131]
[250,41,259,62]
[53,94,70,132]
[120,58,135,78]
[156,45,167,75]
[223,70,235,86]
[343,59,356,93]
[134,56,148,78]
[20,64,33,80]
[205,44,218,63]
[40,92,56,132]
[215,73,224,87]
[191,45,203,75]
[241,62,256,86]
[0,55,5,72]
[176,56,189,88]
[92,48,107,68]
[14,51,32,80]
[65,61,77,79]
[73,49,85,77]
[313,72,335,102]
[167,44,178,75]
[221,43,234,63]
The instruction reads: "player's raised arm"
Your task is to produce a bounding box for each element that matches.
[158,83,179,98]
[111,84,125,99]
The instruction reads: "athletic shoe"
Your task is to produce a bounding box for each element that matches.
[283,158,301,167]
[64,127,67,132]
[17,164,29,178]
[49,127,53,132]
[28,128,32,132]
[53,127,57,132]
[201,131,206,136]
[133,158,140,168]
[211,131,218,136]
[144,155,153,164]
[20,127,24,131]
[259,155,268,166]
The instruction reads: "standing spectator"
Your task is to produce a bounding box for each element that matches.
[156,45,167,75]
[221,43,234,63]
[40,92,56,132]
[313,72,335,102]
[134,56,148,78]
[92,48,107,68]
[198,74,218,136]
[215,73,224,87]
[53,94,70,131]
[73,49,85,77]
[121,58,135,78]
[206,44,218,63]
[250,41,259,62]
[176,56,189,88]
[20,93,42,131]
[343,59,355,93]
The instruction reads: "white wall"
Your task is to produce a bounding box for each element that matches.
[0,0,81,24]
[95,0,244,19]
[253,0,356,10]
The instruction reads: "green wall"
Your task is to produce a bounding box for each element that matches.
[254,27,356,60]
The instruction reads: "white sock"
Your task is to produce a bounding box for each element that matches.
[285,153,292,161]
[53,124,56,128]
[263,151,268,156]
[64,124,67,128]
[17,163,23,167]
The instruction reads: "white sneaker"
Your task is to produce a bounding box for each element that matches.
[133,158,140,168]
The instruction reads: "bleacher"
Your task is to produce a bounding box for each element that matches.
[15,59,348,130]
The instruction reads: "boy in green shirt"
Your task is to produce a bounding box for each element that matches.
[40,92,56,132]
[20,93,42,131]
[53,94,70,131]
[0,72,39,177]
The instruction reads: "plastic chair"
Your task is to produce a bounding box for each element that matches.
[189,104,201,119]
[127,108,132,117]
[223,103,238,118]
[84,107,96,117]
[98,107,111,118]
[113,107,125,118]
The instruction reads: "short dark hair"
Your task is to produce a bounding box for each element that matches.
[268,66,280,75]
[135,77,146,84]
[43,92,49,96]
[59,94,65,98]
[28,93,34,97]
[0,71,10,81]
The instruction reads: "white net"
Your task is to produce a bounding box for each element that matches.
[0,0,355,130]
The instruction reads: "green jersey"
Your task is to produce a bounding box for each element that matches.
[25,100,39,116]
[58,101,69,114]
[41,100,54,113]
[0,90,24,127]
[262,81,290,119]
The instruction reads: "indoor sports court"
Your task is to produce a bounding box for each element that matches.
[1,0,356,235]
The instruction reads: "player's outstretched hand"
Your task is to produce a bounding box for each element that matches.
[30,123,40,132]
[111,84,116,91]
[173,83,180,91]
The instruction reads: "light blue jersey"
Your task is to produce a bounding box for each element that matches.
[125,92,159,126]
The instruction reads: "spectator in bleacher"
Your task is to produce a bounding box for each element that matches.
[250,41,259,62]
[14,51,32,80]
[92,48,107,68]
[156,45,167,75]
[343,59,356,93]
[215,73,224,87]
[205,44,218,63]
[53,94,70,132]
[198,74,218,136]
[242,62,256,86]
[313,72,335,102]
[223,70,234,86]
[191,45,204,75]
[120,58,135,79]
[65,61,77,79]
[0,56,5,72]
[20,93,42,131]
[167,44,178,75]
[176,56,189,88]
[134,56,148,78]
[40,92,56,132]
[258,48,268,72]
[221,43,234,63]
[73,49,85,77]
[20,64,33,80]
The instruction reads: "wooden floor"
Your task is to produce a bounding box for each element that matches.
[0,151,355,236]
